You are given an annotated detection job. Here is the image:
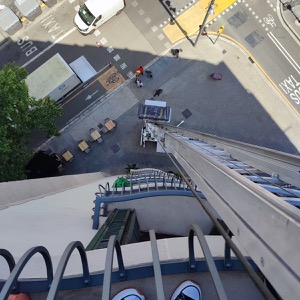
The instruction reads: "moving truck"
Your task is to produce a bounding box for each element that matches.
[69,55,97,83]
[25,53,97,102]
[74,0,124,34]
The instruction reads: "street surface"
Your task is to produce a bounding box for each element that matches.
[1,0,202,128]
[206,0,300,114]
[0,0,299,130]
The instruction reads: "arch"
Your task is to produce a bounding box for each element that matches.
[0,246,53,300]
[46,241,90,300]
[188,224,228,300]
[0,249,16,273]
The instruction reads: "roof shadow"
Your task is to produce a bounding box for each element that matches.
[1,31,299,178]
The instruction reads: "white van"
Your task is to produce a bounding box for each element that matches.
[74,0,124,34]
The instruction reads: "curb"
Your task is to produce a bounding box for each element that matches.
[214,32,300,118]
[278,0,300,46]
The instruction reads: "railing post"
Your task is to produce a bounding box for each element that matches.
[0,249,16,273]
[189,224,228,300]
[102,235,126,300]
[149,230,165,300]
[47,241,90,300]
[224,242,232,269]
[93,197,101,229]
[0,247,53,300]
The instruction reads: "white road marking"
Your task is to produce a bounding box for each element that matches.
[126,71,134,78]
[263,14,276,27]
[100,37,108,45]
[85,90,99,100]
[267,32,300,75]
[22,27,77,68]
[113,54,121,61]
[120,62,127,70]
[107,46,114,53]
[94,29,101,36]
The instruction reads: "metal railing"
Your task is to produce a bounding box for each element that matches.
[92,170,205,229]
[0,225,265,300]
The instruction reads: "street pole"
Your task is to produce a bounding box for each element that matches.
[194,0,216,47]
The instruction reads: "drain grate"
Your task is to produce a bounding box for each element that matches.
[182,109,192,119]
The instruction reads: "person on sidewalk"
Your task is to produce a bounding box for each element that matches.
[136,66,144,75]
[171,48,182,58]
[135,74,140,83]
[112,280,202,300]
[136,79,143,88]
[145,70,153,78]
[153,88,163,97]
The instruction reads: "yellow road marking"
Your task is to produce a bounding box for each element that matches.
[21,3,46,23]
[163,0,236,43]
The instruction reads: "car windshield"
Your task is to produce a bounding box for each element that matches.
[78,4,95,26]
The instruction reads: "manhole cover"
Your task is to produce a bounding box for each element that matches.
[245,30,264,48]
[182,109,192,119]
[228,10,248,28]
[110,144,121,154]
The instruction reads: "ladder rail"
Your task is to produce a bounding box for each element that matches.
[152,123,300,187]
[162,131,300,300]
[187,138,300,199]
[143,122,299,300]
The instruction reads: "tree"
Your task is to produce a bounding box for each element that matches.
[0,62,62,182]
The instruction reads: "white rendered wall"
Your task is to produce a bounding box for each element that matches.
[0,172,107,210]
[109,196,214,235]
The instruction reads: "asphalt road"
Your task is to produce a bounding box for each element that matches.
[208,0,300,114]
[1,0,300,122]
[1,0,197,128]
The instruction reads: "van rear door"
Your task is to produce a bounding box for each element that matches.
[69,56,97,83]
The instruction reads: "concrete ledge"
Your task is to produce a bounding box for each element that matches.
[0,172,108,210]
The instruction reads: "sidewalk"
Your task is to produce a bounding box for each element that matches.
[39,36,300,176]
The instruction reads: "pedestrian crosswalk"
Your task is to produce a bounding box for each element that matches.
[162,0,237,43]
